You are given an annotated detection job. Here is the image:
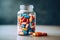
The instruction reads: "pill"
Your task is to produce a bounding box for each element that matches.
[24,15,30,18]
[29,14,32,16]
[29,16,32,22]
[26,24,29,28]
[42,32,47,36]
[32,32,42,37]
[28,28,35,32]
[21,24,26,28]
[23,30,28,35]
[32,22,35,26]
[29,32,33,35]
[21,16,24,20]
[26,19,29,24]
[22,22,26,24]
[18,16,20,22]
[19,32,24,36]
[31,27,35,30]
[32,15,35,20]
[22,28,28,30]
[22,13,27,16]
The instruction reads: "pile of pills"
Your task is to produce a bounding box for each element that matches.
[18,13,35,35]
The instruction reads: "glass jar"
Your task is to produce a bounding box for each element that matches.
[17,5,36,36]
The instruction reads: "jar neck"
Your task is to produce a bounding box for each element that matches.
[20,9,33,12]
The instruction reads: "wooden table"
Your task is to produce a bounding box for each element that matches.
[0,25,60,40]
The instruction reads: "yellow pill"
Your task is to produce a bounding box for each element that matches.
[22,28,28,30]
[29,16,32,22]
[19,32,24,35]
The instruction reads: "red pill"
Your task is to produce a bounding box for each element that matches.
[32,15,35,20]
[31,27,35,30]
[26,19,29,24]
[32,22,35,26]
[42,32,47,36]
[22,17,26,22]
[21,16,24,20]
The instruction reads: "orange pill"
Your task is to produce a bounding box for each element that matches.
[29,16,32,22]
[32,32,42,37]
[29,32,33,35]
[18,16,20,22]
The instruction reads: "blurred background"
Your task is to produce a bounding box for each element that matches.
[0,0,60,25]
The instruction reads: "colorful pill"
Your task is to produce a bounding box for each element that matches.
[23,30,28,35]
[22,22,26,24]
[21,24,26,28]
[19,32,24,36]
[32,32,42,37]
[42,32,47,36]
[32,22,35,26]
[22,13,27,16]
[22,28,28,30]
[22,17,26,22]
[32,15,35,20]
[26,24,29,28]
[26,19,29,24]
[18,16,20,22]
[29,32,33,35]
[29,16,32,22]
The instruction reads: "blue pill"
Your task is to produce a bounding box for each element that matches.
[22,13,27,16]
[20,13,27,17]
[21,24,26,28]
[28,24,31,29]
[23,30,28,35]
[24,15,30,18]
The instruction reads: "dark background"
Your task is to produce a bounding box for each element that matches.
[0,0,60,25]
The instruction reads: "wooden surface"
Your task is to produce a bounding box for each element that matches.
[0,25,60,40]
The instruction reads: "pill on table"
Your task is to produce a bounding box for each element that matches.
[29,32,33,35]
[42,32,47,36]
[32,32,42,37]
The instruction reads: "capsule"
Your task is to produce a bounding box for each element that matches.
[19,32,24,36]
[42,32,47,36]
[23,30,28,35]
[32,32,42,37]
[22,28,28,30]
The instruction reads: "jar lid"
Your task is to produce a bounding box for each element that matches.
[20,5,34,12]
